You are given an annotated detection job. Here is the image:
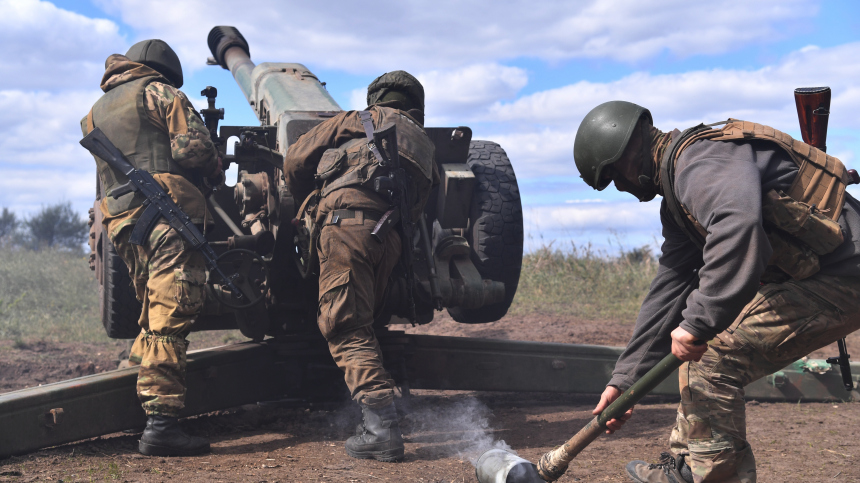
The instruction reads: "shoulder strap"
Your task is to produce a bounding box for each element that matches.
[86,109,95,133]
[659,124,712,249]
[359,110,386,165]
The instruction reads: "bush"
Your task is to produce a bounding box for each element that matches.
[19,202,88,252]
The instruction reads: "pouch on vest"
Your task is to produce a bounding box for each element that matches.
[762,189,844,255]
[315,148,347,182]
[765,229,820,280]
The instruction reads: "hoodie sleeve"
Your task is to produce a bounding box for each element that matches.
[607,201,703,390]
[144,82,219,176]
[674,143,771,341]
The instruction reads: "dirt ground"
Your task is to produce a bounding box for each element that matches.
[2,313,860,482]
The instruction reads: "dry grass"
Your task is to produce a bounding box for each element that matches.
[510,242,657,322]
[0,242,658,344]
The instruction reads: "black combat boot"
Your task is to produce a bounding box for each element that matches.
[138,416,210,457]
[626,452,693,483]
[345,403,404,462]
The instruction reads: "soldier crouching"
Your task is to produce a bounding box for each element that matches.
[575,101,860,482]
[284,71,437,462]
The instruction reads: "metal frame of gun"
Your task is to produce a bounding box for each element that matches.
[80,127,259,309]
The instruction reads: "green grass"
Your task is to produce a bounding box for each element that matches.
[509,242,657,322]
[0,241,658,344]
[0,248,103,342]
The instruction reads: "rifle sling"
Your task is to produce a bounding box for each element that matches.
[359,110,387,166]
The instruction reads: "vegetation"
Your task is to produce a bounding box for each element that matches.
[510,242,657,322]
[0,247,102,343]
[0,203,657,342]
[0,202,88,252]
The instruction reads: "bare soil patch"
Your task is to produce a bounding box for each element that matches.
[1,313,859,482]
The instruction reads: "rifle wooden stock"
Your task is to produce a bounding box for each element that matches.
[794,86,831,152]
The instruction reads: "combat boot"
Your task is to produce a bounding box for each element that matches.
[345,403,404,462]
[626,452,693,483]
[138,416,210,457]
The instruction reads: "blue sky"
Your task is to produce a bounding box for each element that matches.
[2,0,859,252]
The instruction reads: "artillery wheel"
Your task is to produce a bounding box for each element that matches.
[447,140,523,323]
[100,229,142,339]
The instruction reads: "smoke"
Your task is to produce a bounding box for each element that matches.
[400,395,516,466]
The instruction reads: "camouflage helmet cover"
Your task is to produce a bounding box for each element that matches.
[367,70,425,111]
[574,100,652,190]
[126,39,183,88]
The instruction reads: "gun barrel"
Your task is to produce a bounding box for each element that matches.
[208,26,255,102]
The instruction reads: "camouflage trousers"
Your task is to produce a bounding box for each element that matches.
[317,215,400,408]
[669,274,860,482]
[110,220,206,417]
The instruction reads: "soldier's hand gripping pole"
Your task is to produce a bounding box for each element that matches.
[80,127,249,305]
[537,345,703,482]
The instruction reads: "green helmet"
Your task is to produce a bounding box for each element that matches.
[126,39,183,88]
[367,70,424,111]
[574,101,652,190]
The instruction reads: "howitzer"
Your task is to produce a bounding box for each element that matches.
[84,25,523,342]
[794,87,855,391]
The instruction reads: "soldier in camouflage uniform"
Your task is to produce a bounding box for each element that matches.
[284,71,437,462]
[574,101,860,482]
[81,40,220,456]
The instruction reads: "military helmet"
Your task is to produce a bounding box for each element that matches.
[574,101,652,190]
[126,39,183,88]
[367,70,424,111]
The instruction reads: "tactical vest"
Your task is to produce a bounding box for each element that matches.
[314,107,435,222]
[83,76,186,215]
[660,120,849,281]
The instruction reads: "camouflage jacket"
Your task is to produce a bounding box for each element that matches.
[284,104,438,224]
[90,55,218,235]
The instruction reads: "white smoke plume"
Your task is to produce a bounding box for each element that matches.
[400,395,516,466]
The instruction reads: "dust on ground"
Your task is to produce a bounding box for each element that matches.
[1,313,859,482]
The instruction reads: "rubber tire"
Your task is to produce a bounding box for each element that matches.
[100,232,142,339]
[447,140,523,323]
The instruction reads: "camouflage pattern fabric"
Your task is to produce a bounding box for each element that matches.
[317,216,401,408]
[110,219,206,417]
[668,274,860,482]
[144,82,219,177]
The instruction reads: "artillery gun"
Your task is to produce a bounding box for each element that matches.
[88,25,524,341]
[1,34,857,458]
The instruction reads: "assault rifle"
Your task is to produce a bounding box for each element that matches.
[795,87,855,391]
[80,127,256,309]
[358,112,417,323]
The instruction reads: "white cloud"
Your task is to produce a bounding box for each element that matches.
[0,89,102,167]
[0,168,95,217]
[527,200,661,232]
[420,64,527,125]
[469,42,860,180]
[95,0,812,73]
[490,42,860,131]
[0,0,124,90]
[0,89,101,215]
